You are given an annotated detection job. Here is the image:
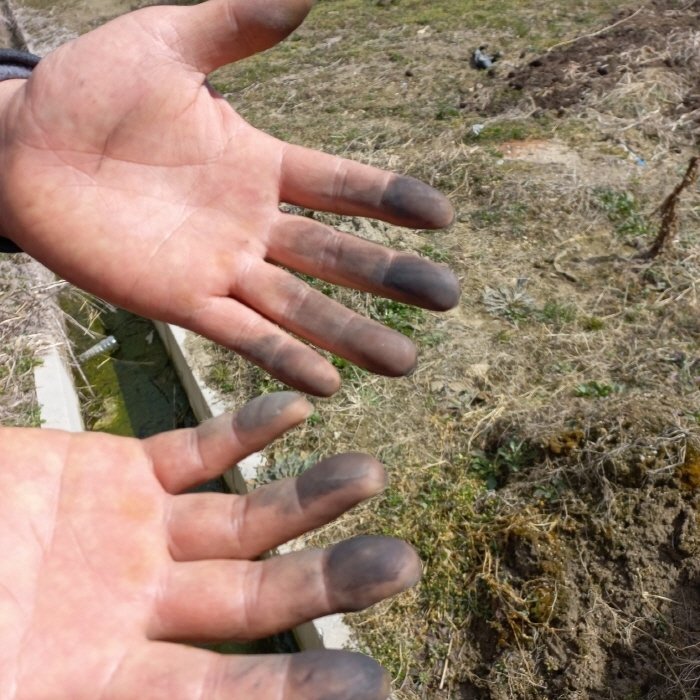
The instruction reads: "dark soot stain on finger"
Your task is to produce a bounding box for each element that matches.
[381,176,455,229]
[288,651,390,700]
[233,392,302,432]
[296,453,385,509]
[342,321,417,377]
[325,536,420,611]
[383,255,461,311]
[241,335,339,397]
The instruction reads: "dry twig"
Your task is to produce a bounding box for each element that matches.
[545,7,644,54]
[638,155,699,260]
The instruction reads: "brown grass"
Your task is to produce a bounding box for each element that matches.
[2,0,699,698]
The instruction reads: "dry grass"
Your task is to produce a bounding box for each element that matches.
[1,0,699,698]
[201,1,700,698]
[0,256,58,426]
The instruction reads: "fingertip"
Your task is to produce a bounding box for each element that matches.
[385,255,461,311]
[382,175,455,230]
[231,0,315,53]
[296,453,387,509]
[243,335,340,397]
[172,0,316,73]
[302,364,341,397]
[386,334,418,377]
[288,651,390,700]
[233,392,312,439]
[325,536,423,612]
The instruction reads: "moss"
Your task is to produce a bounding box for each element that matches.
[61,293,196,438]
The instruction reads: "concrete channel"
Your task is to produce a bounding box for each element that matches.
[9,0,355,656]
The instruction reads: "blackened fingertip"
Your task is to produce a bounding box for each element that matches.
[325,536,422,612]
[241,0,316,42]
[382,176,455,229]
[296,453,387,509]
[343,323,417,378]
[384,255,461,311]
[288,651,390,700]
[233,392,307,433]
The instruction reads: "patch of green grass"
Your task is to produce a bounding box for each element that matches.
[377,460,484,628]
[207,362,236,394]
[256,451,319,485]
[470,202,530,234]
[369,298,425,336]
[467,120,534,143]
[435,104,461,122]
[581,315,605,331]
[419,243,452,264]
[538,300,577,327]
[470,439,537,490]
[596,188,652,238]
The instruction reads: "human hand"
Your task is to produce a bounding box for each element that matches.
[0,0,459,396]
[0,392,419,699]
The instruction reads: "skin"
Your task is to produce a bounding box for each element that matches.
[0,393,421,700]
[0,0,460,396]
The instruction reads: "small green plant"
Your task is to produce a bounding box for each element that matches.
[207,362,235,393]
[419,243,452,264]
[581,315,605,331]
[470,439,533,490]
[466,120,531,143]
[538,300,577,327]
[369,298,424,336]
[436,104,460,121]
[483,279,536,323]
[574,380,621,398]
[256,452,319,486]
[596,188,651,238]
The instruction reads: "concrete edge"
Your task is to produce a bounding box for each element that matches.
[153,321,355,653]
[33,343,84,432]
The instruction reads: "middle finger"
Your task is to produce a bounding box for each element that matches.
[166,453,387,561]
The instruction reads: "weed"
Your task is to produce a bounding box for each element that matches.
[207,362,236,393]
[470,202,529,233]
[470,439,535,489]
[369,298,424,337]
[538,300,577,327]
[419,244,452,264]
[581,316,605,331]
[435,104,461,121]
[466,120,533,143]
[256,451,319,485]
[483,279,536,323]
[596,188,651,238]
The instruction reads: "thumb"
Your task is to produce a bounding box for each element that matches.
[164,0,315,74]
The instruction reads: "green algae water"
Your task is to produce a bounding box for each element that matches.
[63,296,197,439]
[62,292,296,656]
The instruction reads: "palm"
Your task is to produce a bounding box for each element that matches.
[0,0,459,395]
[1,393,418,699]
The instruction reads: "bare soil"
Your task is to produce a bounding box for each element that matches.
[498,0,700,124]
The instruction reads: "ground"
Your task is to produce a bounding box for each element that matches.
[1,1,699,698]
[202,1,700,697]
